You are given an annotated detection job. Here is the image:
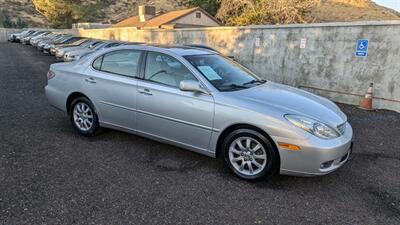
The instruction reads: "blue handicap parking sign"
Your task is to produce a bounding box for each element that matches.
[356,39,369,57]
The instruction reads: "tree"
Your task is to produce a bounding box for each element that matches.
[32,0,99,28]
[0,10,13,28]
[187,0,220,16]
[216,0,318,26]
[15,18,27,28]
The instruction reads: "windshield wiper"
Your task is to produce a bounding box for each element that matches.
[242,79,267,86]
[219,83,248,90]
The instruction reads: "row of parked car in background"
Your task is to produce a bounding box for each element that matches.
[8,29,126,62]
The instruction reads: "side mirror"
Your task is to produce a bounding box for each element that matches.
[179,80,208,94]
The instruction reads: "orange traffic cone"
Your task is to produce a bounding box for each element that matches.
[359,83,373,110]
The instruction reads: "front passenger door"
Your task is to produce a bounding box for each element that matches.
[136,51,215,151]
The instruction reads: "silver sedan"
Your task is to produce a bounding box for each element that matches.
[45,45,353,181]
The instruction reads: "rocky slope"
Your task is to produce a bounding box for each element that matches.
[0,0,399,27]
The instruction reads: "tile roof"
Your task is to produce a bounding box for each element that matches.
[112,16,144,28]
[112,7,210,28]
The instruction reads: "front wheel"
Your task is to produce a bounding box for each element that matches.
[222,129,278,181]
[70,97,99,136]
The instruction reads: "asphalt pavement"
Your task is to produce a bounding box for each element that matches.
[0,42,399,225]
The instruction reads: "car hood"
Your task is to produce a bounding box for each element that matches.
[60,46,86,53]
[229,82,347,126]
[67,49,91,56]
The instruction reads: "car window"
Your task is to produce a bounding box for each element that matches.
[144,52,197,87]
[92,56,102,70]
[184,54,264,91]
[95,50,141,77]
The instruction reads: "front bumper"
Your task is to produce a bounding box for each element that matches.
[50,48,57,55]
[63,54,77,62]
[276,122,353,176]
[55,51,65,59]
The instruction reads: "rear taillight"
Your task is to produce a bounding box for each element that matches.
[47,70,55,80]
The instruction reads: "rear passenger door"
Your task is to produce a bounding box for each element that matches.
[84,49,143,130]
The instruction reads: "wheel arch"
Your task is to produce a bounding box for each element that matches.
[66,92,90,114]
[215,124,280,168]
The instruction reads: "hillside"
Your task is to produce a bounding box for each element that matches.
[0,0,185,27]
[0,0,399,27]
[0,0,46,27]
[310,0,400,22]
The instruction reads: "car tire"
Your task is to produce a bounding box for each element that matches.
[69,97,100,136]
[222,129,278,181]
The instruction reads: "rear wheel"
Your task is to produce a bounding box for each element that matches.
[70,97,99,136]
[222,129,278,181]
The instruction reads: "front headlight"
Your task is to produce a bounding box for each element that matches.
[284,114,339,139]
[67,55,76,60]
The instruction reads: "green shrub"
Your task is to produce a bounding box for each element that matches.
[0,10,14,28]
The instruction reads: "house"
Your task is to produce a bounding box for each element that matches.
[112,5,221,29]
[72,23,111,29]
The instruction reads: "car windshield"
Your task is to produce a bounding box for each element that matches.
[184,54,266,91]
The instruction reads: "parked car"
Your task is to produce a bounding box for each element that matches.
[33,32,54,44]
[22,31,49,45]
[8,30,27,42]
[63,41,122,62]
[38,34,69,51]
[50,37,89,56]
[44,36,83,54]
[12,30,36,42]
[31,32,57,46]
[45,45,353,181]
[38,34,70,51]
[54,39,95,59]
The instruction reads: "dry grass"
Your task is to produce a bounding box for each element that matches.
[310,0,400,22]
[216,0,319,25]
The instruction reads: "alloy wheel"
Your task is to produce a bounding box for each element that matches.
[228,137,267,176]
[73,102,94,132]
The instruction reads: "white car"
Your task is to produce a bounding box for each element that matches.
[64,42,123,62]
[55,40,99,59]
[45,44,353,181]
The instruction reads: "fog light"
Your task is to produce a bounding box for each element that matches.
[320,160,333,169]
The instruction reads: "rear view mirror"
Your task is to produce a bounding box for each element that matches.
[179,80,208,94]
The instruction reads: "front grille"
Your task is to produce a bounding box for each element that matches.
[337,122,346,135]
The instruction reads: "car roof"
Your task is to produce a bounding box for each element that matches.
[126,44,217,56]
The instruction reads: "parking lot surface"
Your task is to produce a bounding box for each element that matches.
[0,43,399,225]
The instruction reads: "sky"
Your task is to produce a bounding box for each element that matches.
[372,0,400,12]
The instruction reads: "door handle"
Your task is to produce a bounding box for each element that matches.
[85,77,96,83]
[138,88,152,95]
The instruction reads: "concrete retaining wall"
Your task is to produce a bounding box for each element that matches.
[3,21,400,112]
[0,28,21,42]
[79,21,400,111]
[78,21,400,112]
